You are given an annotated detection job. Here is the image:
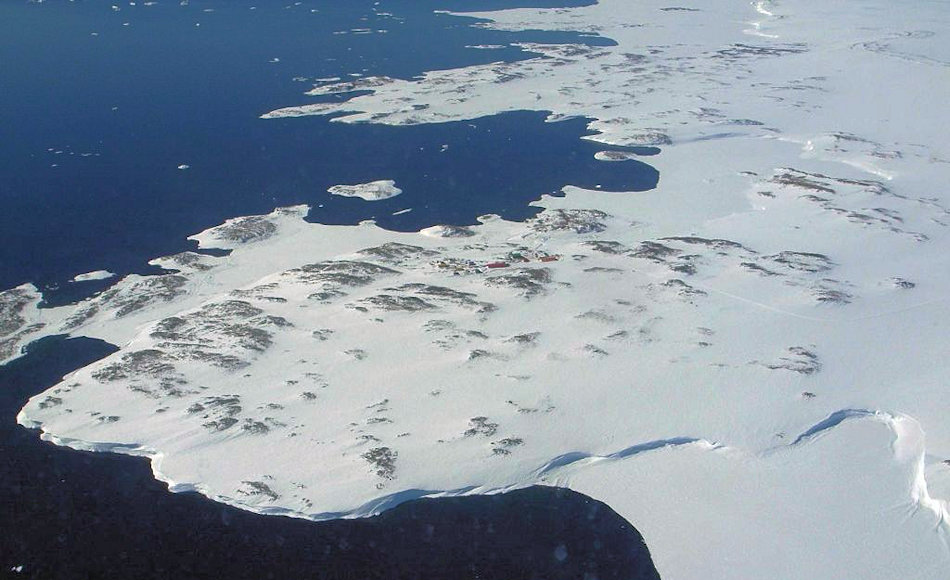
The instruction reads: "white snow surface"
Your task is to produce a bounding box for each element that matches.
[8,1,950,578]
[327,179,403,201]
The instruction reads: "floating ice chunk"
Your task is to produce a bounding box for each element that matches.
[177,164,190,170]
[71,270,116,283]
[328,180,402,201]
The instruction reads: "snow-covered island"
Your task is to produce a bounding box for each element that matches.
[327,180,403,201]
[4,1,950,579]
[594,150,642,162]
[71,270,116,283]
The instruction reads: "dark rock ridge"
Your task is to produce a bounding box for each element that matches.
[484,267,553,297]
[63,274,189,330]
[531,209,610,234]
[212,216,278,243]
[0,287,44,361]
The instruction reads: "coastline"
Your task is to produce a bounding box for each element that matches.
[3,0,950,577]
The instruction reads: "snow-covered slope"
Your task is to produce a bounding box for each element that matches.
[8,1,950,578]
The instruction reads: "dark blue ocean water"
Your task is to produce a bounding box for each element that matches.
[0,0,657,296]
